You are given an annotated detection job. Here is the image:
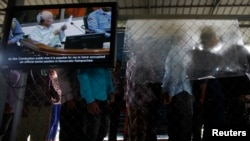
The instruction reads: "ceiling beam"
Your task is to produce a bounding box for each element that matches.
[147,0,151,14]
[118,14,250,21]
[119,4,250,9]
[15,0,25,6]
[2,0,7,4]
[210,0,221,15]
[239,24,250,27]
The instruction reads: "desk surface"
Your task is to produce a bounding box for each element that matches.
[20,38,110,56]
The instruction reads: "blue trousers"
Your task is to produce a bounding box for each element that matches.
[47,104,61,140]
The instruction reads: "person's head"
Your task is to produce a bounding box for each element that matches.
[200,26,218,49]
[36,10,54,27]
[49,69,58,79]
[101,7,112,12]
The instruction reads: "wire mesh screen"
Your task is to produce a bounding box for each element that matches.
[1,19,250,141]
[122,19,250,140]
[123,19,250,81]
[6,69,86,141]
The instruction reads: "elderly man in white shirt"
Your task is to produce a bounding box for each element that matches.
[29,10,67,47]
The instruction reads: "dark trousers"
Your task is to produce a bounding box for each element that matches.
[202,80,225,141]
[84,100,110,141]
[47,104,61,140]
[59,100,86,141]
[192,81,204,141]
[127,83,162,141]
[108,94,124,141]
[167,91,193,141]
[192,101,204,141]
[0,113,14,141]
[128,101,159,141]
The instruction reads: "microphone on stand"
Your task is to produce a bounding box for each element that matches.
[70,22,85,34]
[65,15,85,34]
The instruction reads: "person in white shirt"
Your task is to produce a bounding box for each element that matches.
[29,10,67,47]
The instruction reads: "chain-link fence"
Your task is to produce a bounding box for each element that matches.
[1,18,250,141]
[122,19,250,141]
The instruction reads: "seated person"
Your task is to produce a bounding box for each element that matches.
[87,7,111,38]
[29,10,67,47]
[8,18,24,46]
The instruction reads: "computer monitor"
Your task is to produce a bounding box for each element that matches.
[64,33,105,49]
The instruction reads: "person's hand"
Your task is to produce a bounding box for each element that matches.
[87,101,100,115]
[61,24,67,31]
[199,96,205,105]
[241,94,250,102]
[164,96,173,105]
[162,93,173,105]
[54,25,67,35]
[53,29,61,35]
[108,93,115,104]
[51,97,60,103]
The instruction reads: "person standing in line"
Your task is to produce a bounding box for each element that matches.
[47,70,61,141]
[56,68,84,141]
[191,26,225,141]
[47,68,83,141]
[0,70,21,141]
[161,31,193,141]
[125,52,160,141]
[17,10,66,141]
[191,80,204,141]
[77,67,114,141]
[0,18,24,141]
[16,69,52,141]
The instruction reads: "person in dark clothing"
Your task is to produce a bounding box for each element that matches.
[58,69,86,141]
[220,75,250,126]
[16,69,52,141]
[108,60,125,141]
[0,70,21,141]
[191,80,204,141]
[0,18,24,141]
[77,68,114,141]
[191,26,225,141]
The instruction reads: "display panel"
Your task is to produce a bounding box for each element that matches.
[0,2,117,69]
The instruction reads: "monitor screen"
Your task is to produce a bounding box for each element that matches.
[0,2,117,69]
